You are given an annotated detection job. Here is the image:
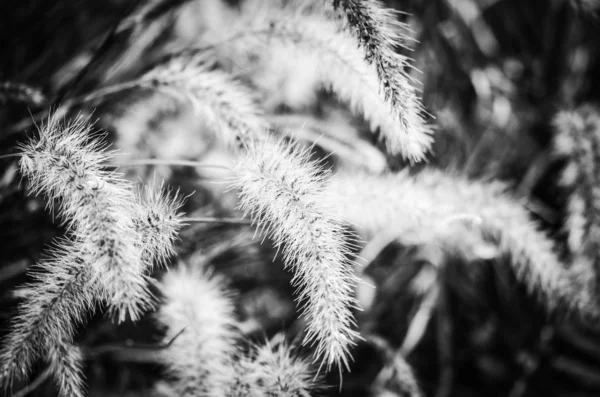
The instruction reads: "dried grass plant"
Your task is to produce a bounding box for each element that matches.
[2,1,600,397]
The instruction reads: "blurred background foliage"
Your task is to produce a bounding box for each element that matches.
[2,0,600,396]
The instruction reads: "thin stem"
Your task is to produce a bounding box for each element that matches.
[508,325,554,397]
[104,159,233,172]
[10,367,52,397]
[5,81,141,135]
[0,153,21,160]
[401,282,440,356]
[0,260,29,283]
[0,153,235,172]
[7,106,70,135]
[67,81,142,106]
[358,229,402,270]
[435,276,454,397]
[183,217,251,225]
[84,327,187,359]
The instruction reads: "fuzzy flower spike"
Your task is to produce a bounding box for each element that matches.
[137,50,267,148]
[18,113,151,322]
[233,136,360,372]
[328,0,433,161]
[157,262,238,397]
[1,114,183,397]
[225,0,432,161]
[327,169,597,317]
